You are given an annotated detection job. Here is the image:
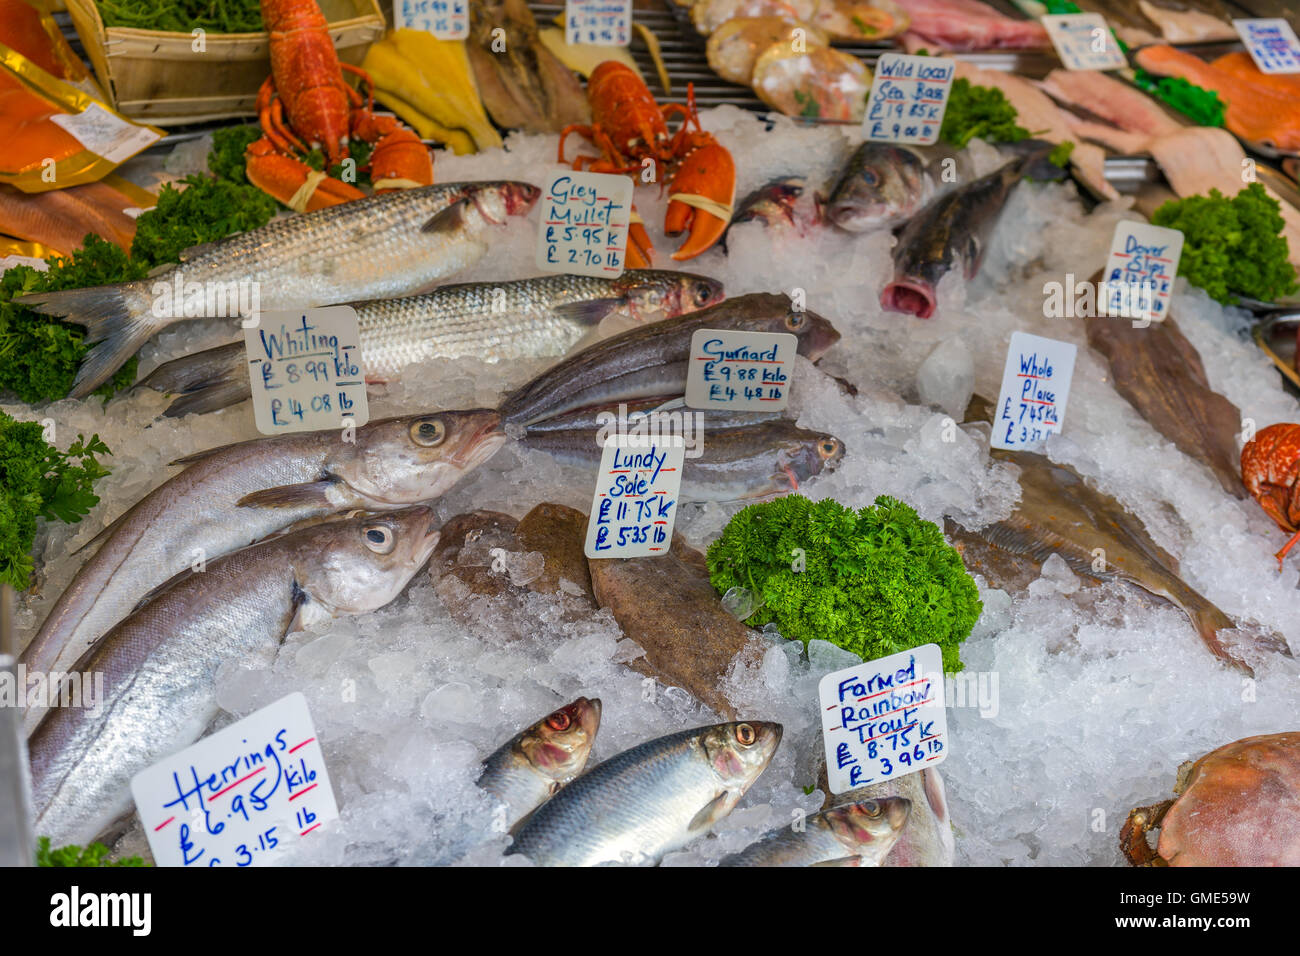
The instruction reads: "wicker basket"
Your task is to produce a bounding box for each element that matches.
[64,0,387,125]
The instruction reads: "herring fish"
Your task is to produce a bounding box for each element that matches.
[718,797,911,867]
[17,181,541,398]
[498,293,841,426]
[30,507,442,846]
[138,271,726,417]
[508,721,782,865]
[479,697,602,829]
[21,410,505,730]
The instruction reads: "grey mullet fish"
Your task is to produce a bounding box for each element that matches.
[30,507,442,846]
[21,409,505,733]
[138,271,725,417]
[718,797,912,867]
[498,293,841,426]
[479,697,602,830]
[508,721,782,866]
[17,181,541,398]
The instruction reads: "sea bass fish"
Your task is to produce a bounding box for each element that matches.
[17,181,541,398]
[498,293,840,426]
[30,507,442,846]
[880,144,1059,319]
[479,697,602,829]
[508,721,782,865]
[718,797,912,866]
[824,143,934,234]
[21,410,504,729]
[137,271,725,417]
[721,177,805,249]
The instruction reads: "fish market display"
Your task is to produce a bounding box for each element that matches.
[17,181,541,398]
[499,293,840,425]
[894,0,1050,51]
[138,271,725,417]
[718,796,911,866]
[508,721,782,865]
[30,507,442,846]
[478,697,602,829]
[19,410,504,726]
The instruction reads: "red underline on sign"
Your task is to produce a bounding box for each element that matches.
[1017,373,1046,380]
[654,521,667,525]
[208,766,265,802]
[649,547,663,551]
[916,98,945,104]
[300,824,321,836]
[694,358,782,363]
[926,754,942,761]
[289,737,315,754]
[860,721,918,744]
[290,783,318,802]
[154,817,175,832]
[1022,399,1054,406]
[857,677,931,702]
[759,397,781,401]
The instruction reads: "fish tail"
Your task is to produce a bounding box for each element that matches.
[1180,593,1253,674]
[137,342,250,416]
[17,281,161,398]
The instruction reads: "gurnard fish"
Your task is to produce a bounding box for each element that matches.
[880,142,1059,319]
[16,181,541,398]
[30,507,442,846]
[498,293,840,426]
[718,797,912,867]
[478,697,602,830]
[21,410,505,731]
[508,721,782,865]
[137,271,726,417]
[721,177,805,250]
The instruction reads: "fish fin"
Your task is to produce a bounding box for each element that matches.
[550,298,625,327]
[688,791,736,832]
[15,281,158,398]
[421,197,471,234]
[146,262,171,279]
[129,565,201,613]
[237,479,337,509]
[177,239,222,263]
[809,856,863,867]
[138,342,242,394]
[169,438,258,467]
[163,380,253,417]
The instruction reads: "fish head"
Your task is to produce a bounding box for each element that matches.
[515,697,602,786]
[468,181,541,224]
[774,432,845,492]
[337,409,507,505]
[776,302,840,360]
[824,797,912,860]
[618,270,725,321]
[700,721,782,791]
[827,146,925,233]
[291,506,441,615]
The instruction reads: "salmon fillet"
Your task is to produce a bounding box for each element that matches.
[0,181,139,256]
[1212,51,1300,100]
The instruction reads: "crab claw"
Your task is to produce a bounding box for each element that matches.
[665,141,735,262]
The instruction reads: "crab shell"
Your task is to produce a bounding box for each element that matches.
[1156,732,1300,866]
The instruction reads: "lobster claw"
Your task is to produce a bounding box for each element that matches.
[665,140,735,262]
[245,137,366,212]
[626,205,654,269]
[352,110,434,193]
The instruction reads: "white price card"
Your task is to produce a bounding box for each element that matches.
[1042,13,1126,71]
[863,53,955,146]
[991,331,1076,451]
[536,169,634,279]
[393,0,469,40]
[244,306,369,435]
[684,329,797,411]
[819,644,947,795]
[1101,220,1183,324]
[565,0,633,46]
[584,433,684,558]
[49,102,161,164]
[131,692,339,867]
[1234,18,1300,75]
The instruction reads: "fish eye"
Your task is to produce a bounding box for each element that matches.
[818,438,840,459]
[862,169,879,186]
[363,524,396,555]
[546,711,572,732]
[411,418,446,447]
[784,312,805,331]
[693,282,715,306]
[734,723,756,746]
[862,801,882,818]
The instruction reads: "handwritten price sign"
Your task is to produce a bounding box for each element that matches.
[536,170,633,279]
[863,53,955,146]
[991,331,1076,451]
[819,644,947,795]
[394,0,469,40]
[131,693,339,867]
[1042,13,1126,71]
[684,329,797,411]
[584,434,683,559]
[1235,19,1300,75]
[1102,220,1183,323]
[244,306,368,435]
[565,0,632,46]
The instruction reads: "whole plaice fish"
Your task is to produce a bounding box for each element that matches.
[479,697,602,830]
[722,177,805,250]
[823,143,933,234]
[17,181,541,398]
[880,144,1058,318]
[498,293,841,426]
[30,507,442,846]
[718,797,912,866]
[21,409,504,731]
[137,271,726,417]
[508,721,782,866]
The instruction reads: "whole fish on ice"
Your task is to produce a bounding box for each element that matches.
[718,797,911,866]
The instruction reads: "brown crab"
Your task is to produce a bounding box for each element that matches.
[1120,732,1300,866]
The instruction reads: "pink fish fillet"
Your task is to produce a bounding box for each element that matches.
[1039,69,1184,139]
[894,0,1050,50]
